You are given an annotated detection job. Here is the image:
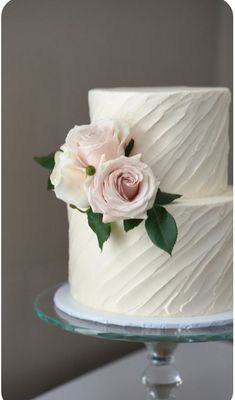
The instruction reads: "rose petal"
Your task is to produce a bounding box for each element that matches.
[50,150,89,209]
[65,119,129,168]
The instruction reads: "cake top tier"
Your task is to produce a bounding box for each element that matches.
[89,87,230,198]
[90,86,229,94]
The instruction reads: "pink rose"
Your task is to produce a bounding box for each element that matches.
[65,119,129,168]
[88,155,159,223]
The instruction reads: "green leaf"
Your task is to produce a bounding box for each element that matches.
[34,152,55,170]
[155,189,182,206]
[47,176,54,191]
[123,219,143,232]
[87,208,111,250]
[145,205,178,255]
[125,138,134,157]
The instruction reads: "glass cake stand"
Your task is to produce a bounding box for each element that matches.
[34,283,233,400]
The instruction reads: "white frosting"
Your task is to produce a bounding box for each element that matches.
[67,87,232,318]
[68,189,232,317]
[89,87,231,198]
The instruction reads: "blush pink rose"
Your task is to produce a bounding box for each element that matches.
[65,119,129,168]
[88,155,159,223]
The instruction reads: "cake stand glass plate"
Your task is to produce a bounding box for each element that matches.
[34,283,233,400]
[35,282,232,343]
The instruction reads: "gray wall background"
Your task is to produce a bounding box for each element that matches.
[2,1,232,400]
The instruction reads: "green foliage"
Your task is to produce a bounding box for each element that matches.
[125,139,134,157]
[123,218,143,232]
[47,177,54,191]
[145,205,178,255]
[155,189,182,206]
[69,204,88,213]
[87,208,111,250]
[34,153,55,170]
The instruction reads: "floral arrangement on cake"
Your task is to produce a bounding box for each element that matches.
[34,119,181,254]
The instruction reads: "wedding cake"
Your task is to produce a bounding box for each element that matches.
[36,87,232,318]
[68,87,232,317]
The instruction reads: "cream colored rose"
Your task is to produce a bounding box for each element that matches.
[50,146,89,209]
[88,155,159,223]
[65,119,129,168]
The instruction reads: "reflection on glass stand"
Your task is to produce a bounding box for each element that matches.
[142,343,182,399]
[34,284,233,400]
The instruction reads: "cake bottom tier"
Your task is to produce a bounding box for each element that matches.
[68,188,233,318]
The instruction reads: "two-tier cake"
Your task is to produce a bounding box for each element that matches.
[33,86,232,318]
[66,87,232,318]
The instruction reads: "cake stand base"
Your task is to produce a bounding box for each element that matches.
[142,342,182,399]
[34,283,233,400]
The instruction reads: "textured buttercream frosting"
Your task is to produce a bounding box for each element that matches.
[89,87,230,198]
[69,189,232,317]
[68,87,232,318]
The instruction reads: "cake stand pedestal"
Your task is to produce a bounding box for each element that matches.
[34,283,233,400]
